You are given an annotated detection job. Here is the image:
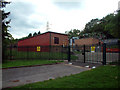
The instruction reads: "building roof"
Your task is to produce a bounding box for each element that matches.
[102,39,119,44]
[43,31,68,36]
[71,37,79,39]
[19,31,68,41]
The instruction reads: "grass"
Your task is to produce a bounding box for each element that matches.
[109,61,119,65]
[2,60,63,68]
[74,51,82,54]
[6,65,119,88]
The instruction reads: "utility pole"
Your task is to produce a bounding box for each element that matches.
[46,21,51,32]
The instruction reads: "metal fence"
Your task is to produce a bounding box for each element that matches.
[5,45,68,60]
[69,42,120,65]
[4,41,120,65]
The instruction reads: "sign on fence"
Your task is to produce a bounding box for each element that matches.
[37,46,41,51]
[91,46,95,52]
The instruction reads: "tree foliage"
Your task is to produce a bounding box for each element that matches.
[19,31,41,40]
[65,29,80,39]
[1,0,12,62]
[65,10,119,39]
[33,32,37,36]
[38,31,41,35]
[28,33,32,37]
[82,11,120,39]
[104,11,120,38]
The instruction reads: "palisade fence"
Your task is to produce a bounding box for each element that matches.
[70,41,120,65]
[5,45,69,60]
[5,41,120,65]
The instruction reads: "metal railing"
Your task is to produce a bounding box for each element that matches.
[69,42,120,65]
[5,45,68,60]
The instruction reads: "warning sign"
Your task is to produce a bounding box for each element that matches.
[37,46,40,51]
[91,46,95,52]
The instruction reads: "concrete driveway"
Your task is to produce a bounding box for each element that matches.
[2,63,90,88]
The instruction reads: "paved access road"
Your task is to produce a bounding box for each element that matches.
[2,63,90,88]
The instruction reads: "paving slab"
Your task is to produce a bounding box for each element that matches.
[2,63,90,88]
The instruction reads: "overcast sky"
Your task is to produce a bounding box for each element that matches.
[5,0,119,39]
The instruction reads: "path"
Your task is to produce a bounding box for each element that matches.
[2,63,90,88]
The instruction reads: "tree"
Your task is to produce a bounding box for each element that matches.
[82,12,119,39]
[84,18,100,33]
[104,11,120,38]
[38,31,41,35]
[28,33,32,37]
[1,0,12,62]
[65,29,80,39]
[33,32,37,36]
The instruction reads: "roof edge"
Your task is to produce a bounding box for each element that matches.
[18,31,68,41]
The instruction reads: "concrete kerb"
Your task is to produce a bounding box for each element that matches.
[1,60,102,70]
[1,61,67,70]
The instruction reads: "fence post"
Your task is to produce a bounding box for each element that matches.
[118,40,120,88]
[10,45,12,60]
[61,45,63,60]
[68,45,71,62]
[83,45,86,63]
[118,40,120,66]
[49,45,51,60]
[103,43,106,65]
[27,46,29,60]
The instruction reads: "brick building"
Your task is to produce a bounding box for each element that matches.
[18,31,69,52]
[75,38,102,46]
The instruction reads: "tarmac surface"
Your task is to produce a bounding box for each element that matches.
[2,63,90,88]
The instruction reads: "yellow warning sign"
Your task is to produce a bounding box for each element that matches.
[37,46,40,51]
[91,46,95,52]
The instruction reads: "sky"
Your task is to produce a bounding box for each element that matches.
[5,0,119,39]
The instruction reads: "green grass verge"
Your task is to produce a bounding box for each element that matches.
[7,65,119,88]
[2,60,63,68]
[109,61,119,65]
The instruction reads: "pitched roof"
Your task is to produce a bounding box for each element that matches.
[19,31,68,41]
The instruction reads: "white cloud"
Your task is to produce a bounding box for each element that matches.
[5,0,119,39]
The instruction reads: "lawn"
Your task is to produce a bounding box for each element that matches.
[7,65,119,88]
[2,60,63,68]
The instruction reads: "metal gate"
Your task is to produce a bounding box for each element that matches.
[68,42,120,65]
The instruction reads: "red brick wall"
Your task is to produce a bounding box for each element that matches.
[75,38,101,46]
[50,33,69,46]
[18,32,69,52]
[18,33,50,46]
[18,32,69,47]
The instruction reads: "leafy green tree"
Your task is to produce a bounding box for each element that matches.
[65,29,80,39]
[38,31,41,35]
[1,0,12,62]
[84,18,100,33]
[83,12,119,39]
[104,11,120,38]
[33,32,37,36]
[28,33,32,37]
